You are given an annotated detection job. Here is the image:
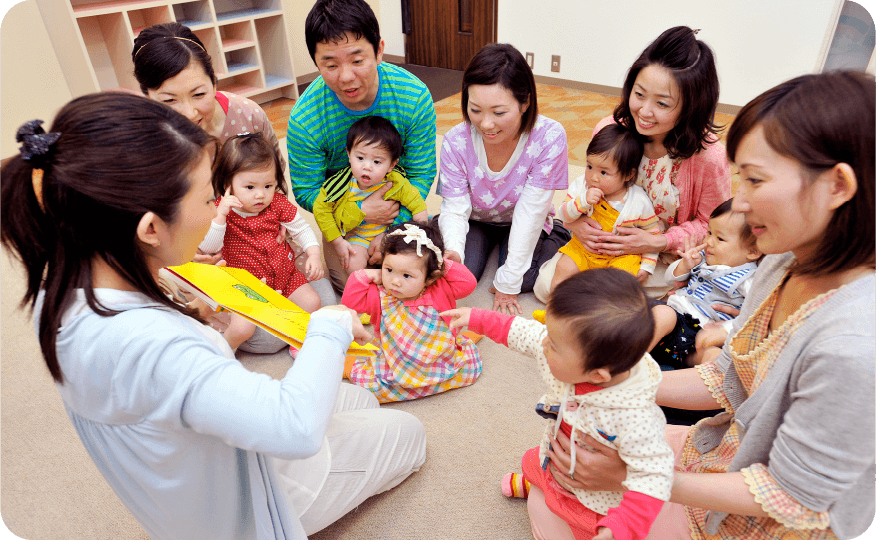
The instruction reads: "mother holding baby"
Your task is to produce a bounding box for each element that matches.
[539,70,874,540]
[534,26,732,301]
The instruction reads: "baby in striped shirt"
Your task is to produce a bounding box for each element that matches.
[313,115,427,274]
[650,198,763,369]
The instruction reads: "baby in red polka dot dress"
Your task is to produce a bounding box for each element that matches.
[199,134,324,352]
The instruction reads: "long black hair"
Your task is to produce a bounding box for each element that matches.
[614,26,721,160]
[1,92,214,383]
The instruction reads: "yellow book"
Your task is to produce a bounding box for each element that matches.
[160,263,376,357]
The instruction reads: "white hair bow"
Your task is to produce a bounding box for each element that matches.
[387,223,444,268]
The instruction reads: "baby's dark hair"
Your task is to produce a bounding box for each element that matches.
[345,116,403,162]
[212,134,286,197]
[587,123,644,188]
[710,198,758,252]
[381,220,445,282]
[547,268,654,376]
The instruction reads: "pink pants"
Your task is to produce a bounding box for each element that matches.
[527,424,693,540]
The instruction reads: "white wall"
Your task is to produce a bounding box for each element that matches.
[497,0,840,107]
[378,0,404,57]
[377,0,847,108]
[1,0,72,158]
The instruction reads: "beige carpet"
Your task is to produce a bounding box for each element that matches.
[0,134,583,538]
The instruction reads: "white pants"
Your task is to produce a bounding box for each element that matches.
[274,384,427,535]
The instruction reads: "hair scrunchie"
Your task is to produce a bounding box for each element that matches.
[16,120,61,162]
[17,119,61,212]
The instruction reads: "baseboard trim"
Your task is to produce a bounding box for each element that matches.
[532,75,741,115]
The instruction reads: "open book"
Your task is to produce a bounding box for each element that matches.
[160,263,377,357]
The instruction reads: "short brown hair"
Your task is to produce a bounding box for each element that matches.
[547,268,654,376]
[726,71,875,276]
[461,44,538,137]
[710,198,758,252]
[212,134,287,197]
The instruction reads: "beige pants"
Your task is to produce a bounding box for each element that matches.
[272,384,427,535]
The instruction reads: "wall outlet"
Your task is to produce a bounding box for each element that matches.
[525,52,534,69]
[551,55,561,73]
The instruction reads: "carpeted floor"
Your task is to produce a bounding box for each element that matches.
[1,75,737,539]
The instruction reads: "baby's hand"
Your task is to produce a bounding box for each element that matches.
[585,187,604,206]
[217,187,243,217]
[331,238,357,269]
[362,268,382,285]
[593,527,615,540]
[304,246,324,281]
[444,250,462,264]
[636,269,650,285]
[676,236,706,274]
[439,307,472,330]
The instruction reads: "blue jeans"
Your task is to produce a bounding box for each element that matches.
[463,220,570,293]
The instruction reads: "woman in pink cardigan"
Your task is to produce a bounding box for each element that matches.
[534,26,731,300]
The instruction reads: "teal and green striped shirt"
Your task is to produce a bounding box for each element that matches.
[286,62,437,224]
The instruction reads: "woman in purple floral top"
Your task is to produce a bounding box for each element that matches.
[437,44,570,315]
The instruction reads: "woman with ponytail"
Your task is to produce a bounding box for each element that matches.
[1,92,425,539]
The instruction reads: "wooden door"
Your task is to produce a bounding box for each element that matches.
[407,0,497,70]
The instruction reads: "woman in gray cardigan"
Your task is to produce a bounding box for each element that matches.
[531,71,874,540]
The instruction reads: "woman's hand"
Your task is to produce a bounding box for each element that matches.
[320,305,373,345]
[695,322,729,351]
[563,216,605,253]
[490,287,522,315]
[440,307,472,330]
[712,304,740,318]
[361,183,400,225]
[444,250,463,264]
[303,246,324,281]
[547,431,627,493]
[592,226,668,257]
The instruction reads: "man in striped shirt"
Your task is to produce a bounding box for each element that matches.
[288,0,437,292]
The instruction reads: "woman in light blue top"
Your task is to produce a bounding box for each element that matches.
[1,92,425,539]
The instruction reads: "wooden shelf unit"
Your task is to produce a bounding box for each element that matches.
[37,0,298,104]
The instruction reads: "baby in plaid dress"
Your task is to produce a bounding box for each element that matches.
[199,134,324,351]
[341,221,481,403]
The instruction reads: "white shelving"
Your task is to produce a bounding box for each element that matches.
[37,0,298,104]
